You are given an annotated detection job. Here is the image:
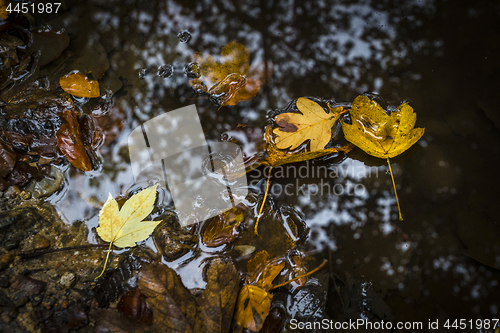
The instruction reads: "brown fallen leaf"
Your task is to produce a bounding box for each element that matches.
[59,71,100,98]
[203,207,245,247]
[56,110,92,172]
[196,259,240,333]
[137,259,239,333]
[117,287,153,326]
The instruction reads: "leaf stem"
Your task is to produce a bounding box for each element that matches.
[95,241,114,279]
[270,259,327,290]
[387,158,403,221]
[254,166,273,236]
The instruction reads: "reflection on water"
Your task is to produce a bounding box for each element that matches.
[31,0,500,328]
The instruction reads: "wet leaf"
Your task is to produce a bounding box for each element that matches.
[137,262,198,332]
[137,260,239,333]
[56,110,93,171]
[273,98,344,152]
[196,259,240,333]
[117,287,153,325]
[261,125,353,168]
[11,275,47,295]
[59,71,100,98]
[97,185,161,248]
[25,30,70,66]
[341,95,425,159]
[96,185,161,278]
[234,285,273,332]
[190,41,262,106]
[203,207,245,247]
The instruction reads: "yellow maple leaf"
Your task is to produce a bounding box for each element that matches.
[273,97,344,152]
[341,95,424,159]
[342,95,425,220]
[95,185,162,278]
[59,71,100,98]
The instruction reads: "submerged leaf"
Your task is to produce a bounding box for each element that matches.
[190,41,262,106]
[59,71,100,98]
[234,285,273,332]
[56,110,93,172]
[341,95,425,158]
[202,207,244,247]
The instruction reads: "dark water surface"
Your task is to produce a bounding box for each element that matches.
[6,0,500,331]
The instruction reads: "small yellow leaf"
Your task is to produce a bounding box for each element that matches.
[97,185,161,248]
[95,185,162,278]
[273,98,344,152]
[341,95,425,159]
[60,71,100,98]
[234,285,273,332]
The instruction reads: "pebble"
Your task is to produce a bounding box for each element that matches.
[59,272,76,288]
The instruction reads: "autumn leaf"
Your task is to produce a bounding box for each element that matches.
[273,97,344,152]
[57,110,93,172]
[190,41,263,106]
[234,285,273,332]
[59,71,100,98]
[341,95,425,158]
[96,185,162,278]
[202,207,244,247]
[137,259,239,333]
[261,125,353,167]
[341,95,425,220]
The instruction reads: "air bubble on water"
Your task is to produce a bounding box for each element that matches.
[177,30,191,43]
[138,68,147,78]
[184,62,200,78]
[157,64,174,78]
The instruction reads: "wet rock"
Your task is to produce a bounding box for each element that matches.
[11,275,47,295]
[46,269,58,280]
[22,234,50,252]
[0,252,14,271]
[3,185,20,199]
[0,208,51,250]
[59,272,76,288]
[31,166,65,199]
[152,213,197,261]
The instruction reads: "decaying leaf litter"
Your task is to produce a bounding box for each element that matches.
[0,14,426,333]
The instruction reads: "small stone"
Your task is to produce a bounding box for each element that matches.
[33,235,50,250]
[0,252,14,271]
[138,68,147,78]
[19,190,31,200]
[4,185,19,199]
[46,269,58,279]
[59,272,76,288]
